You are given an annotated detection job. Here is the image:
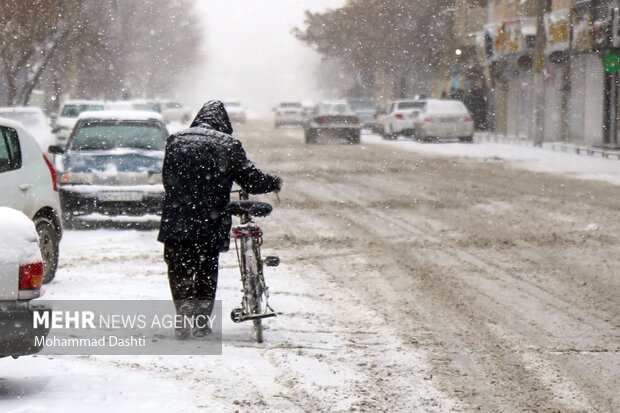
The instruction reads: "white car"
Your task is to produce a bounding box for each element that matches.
[274,102,304,127]
[223,101,246,124]
[377,100,425,139]
[0,107,55,157]
[53,100,105,144]
[0,207,51,358]
[0,118,63,283]
[412,99,474,142]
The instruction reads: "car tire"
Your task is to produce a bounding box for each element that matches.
[459,136,474,143]
[305,130,316,144]
[348,131,361,144]
[35,217,59,284]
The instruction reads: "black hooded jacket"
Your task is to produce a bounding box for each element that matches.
[157,101,280,249]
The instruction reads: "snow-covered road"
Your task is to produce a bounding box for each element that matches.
[2,121,619,412]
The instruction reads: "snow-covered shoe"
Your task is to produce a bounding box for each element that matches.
[175,302,193,340]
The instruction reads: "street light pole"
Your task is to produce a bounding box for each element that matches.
[532,0,548,147]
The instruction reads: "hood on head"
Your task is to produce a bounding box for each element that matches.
[190,100,233,134]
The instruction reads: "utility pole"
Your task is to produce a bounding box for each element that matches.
[532,0,548,147]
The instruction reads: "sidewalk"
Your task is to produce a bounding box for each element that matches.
[476,132,620,161]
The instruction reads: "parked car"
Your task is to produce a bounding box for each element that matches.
[376,99,425,139]
[347,98,379,132]
[412,99,474,142]
[223,101,246,124]
[303,100,360,144]
[0,118,62,283]
[0,207,51,358]
[274,101,304,127]
[53,100,105,144]
[49,111,169,224]
[0,107,55,157]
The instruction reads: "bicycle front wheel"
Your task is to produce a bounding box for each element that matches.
[241,238,264,343]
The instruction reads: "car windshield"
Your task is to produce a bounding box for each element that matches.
[61,104,105,117]
[348,101,375,110]
[327,103,350,114]
[70,122,166,151]
[0,111,46,127]
[132,102,162,113]
[280,102,301,108]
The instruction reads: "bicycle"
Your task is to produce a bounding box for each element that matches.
[226,189,279,343]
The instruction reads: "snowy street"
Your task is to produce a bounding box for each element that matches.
[2,120,619,412]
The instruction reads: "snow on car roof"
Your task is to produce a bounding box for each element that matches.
[0,106,45,114]
[62,100,105,106]
[0,207,41,265]
[77,110,163,122]
[0,116,29,130]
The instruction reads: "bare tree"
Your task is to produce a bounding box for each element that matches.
[294,0,454,98]
[1,0,203,107]
[0,0,82,106]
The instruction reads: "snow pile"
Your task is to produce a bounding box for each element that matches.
[365,134,620,186]
[0,207,41,265]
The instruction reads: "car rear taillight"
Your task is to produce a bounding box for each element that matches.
[316,117,329,124]
[346,117,359,124]
[464,116,473,122]
[394,113,404,120]
[424,117,434,122]
[42,154,58,191]
[19,262,44,290]
[276,111,281,116]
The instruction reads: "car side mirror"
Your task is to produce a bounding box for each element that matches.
[48,145,65,155]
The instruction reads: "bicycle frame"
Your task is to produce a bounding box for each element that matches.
[229,189,276,342]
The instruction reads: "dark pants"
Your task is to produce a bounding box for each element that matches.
[164,240,219,318]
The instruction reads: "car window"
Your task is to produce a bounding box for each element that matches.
[280,102,302,108]
[348,101,375,110]
[329,104,350,114]
[70,122,167,151]
[0,126,22,173]
[61,104,105,117]
[397,102,426,110]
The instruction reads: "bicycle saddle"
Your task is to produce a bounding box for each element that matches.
[226,200,273,217]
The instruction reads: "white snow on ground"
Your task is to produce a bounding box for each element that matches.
[2,131,617,412]
[363,132,620,186]
[1,228,459,412]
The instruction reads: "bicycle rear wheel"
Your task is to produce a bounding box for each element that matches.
[242,238,264,343]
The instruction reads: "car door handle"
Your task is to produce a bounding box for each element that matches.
[18,184,31,191]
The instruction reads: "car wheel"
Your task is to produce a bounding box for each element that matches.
[459,136,473,143]
[305,130,316,144]
[382,125,392,140]
[348,131,361,144]
[35,217,59,284]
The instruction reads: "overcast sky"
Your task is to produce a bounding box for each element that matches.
[179,0,345,115]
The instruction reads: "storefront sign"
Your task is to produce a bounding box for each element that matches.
[494,20,522,56]
[545,9,570,53]
[572,8,594,52]
[603,53,620,72]
[493,18,536,58]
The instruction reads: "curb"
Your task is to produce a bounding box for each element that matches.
[475,133,620,161]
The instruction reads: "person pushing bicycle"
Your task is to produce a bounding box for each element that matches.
[157,100,282,339]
